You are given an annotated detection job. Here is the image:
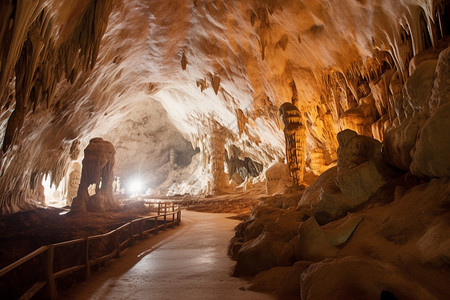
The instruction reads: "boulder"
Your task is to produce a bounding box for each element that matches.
[410,47,450,177]
[410,103,450,177]
[298,166,338,209]
[265,162,292,195]
[249,261,313,296]
[228,205,285,260]
[383,60,437,171]
[300,256,437,300]
[294,217,338,261]
[234,231,294,276]
[233,209,304,276]
[416,221,450,268]
[299,130,391,224]
[243,205,285,241]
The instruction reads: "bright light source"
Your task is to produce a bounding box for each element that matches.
[128,179,143,195]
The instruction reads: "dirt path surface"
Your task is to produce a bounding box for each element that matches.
[63,210,275,300]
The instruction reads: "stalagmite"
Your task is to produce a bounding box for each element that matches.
[279,102,306,185]
[71,138,119,212]
[207,124,228,195]
[65,162,81,206]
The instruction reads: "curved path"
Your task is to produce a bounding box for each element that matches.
[63,210,275,300]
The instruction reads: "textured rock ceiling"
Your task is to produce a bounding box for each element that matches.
[0,0,449,213]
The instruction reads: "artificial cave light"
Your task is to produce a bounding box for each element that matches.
[127,178,145,196]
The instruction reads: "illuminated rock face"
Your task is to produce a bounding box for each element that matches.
[265,162,292,195]
[0,0,449,212]
[280,102,306,185]
[299,129,392,225]
[65,162,81,206]
[71,138,119,212]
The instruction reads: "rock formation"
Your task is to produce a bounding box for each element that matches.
[230,128,450,298]
[280,102,307,185]
[71,138,119,212]
[264,162,292,195]
[0,0,449,297]
[65,162,81,206]
[0,0,447,212]
[208,125,229,195]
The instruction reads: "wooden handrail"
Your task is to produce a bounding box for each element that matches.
[0,205,181,300]
[53,237,86,247]
[0,246,48,277]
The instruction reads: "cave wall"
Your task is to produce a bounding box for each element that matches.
[0,0,448,213]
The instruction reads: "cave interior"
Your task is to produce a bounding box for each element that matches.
[0,0,449,299]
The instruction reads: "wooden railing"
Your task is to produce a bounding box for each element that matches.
[0,201,182,300]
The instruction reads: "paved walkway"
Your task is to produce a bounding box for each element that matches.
[63,210,275,300]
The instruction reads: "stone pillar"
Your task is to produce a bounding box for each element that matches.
[169,148,176,167]
[71,138,120,212]
[207,126,228,195]
[279,102,306,185]
[65,162,81,205]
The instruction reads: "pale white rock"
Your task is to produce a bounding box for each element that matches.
[410,102,450,177]
[384,59,437,170]
[429,46,450,113]
[264,162,292,195]
[410,47,450,177]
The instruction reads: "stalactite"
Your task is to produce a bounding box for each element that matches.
[276,34,289,51]
[235,108,247,137]
[211,73,220,95]
[0,0,114,214]
[0,0,44,104]
[181,52,188,70]
[196,78,207,92]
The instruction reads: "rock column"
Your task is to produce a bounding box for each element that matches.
[71,138,120,212]
[279,102,306,185]
[208,126,228,195]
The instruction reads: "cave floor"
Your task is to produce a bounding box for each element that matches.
[0,205,159,269]
[0,192,261,270]
[62,210,275,300]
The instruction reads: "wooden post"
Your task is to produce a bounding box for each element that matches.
[130,222,134,246]
[157,203,161,215]
[114,231,120,258]
[139,220,144,239]
[177,210,181,225]
[46,245,57,300]
[172,203,175,222]
[85,238,90,279]
[163,214,167,230]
